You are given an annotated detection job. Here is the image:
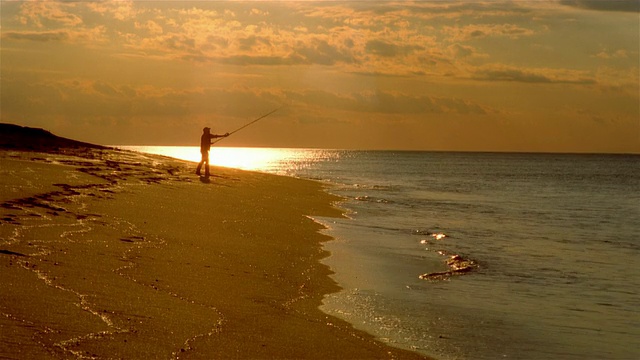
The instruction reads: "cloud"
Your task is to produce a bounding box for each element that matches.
[593,49,630,59]
[93,81,121,97]
[448,43,488,59]
[85,0,137,21]
[160,34,197,52]
[2,26,107,45]
[472,65,597,85]
[282,88,495,116]
[214,54,305,66]
[365,39,424,57]
[250,8,269,16]
[135,20,164,35]
[237,35,272,51]
[18,1,83,27]
[559,0,640,12]
[294,38,356,65]
[351,90,494,115]
[2,30,69,42]
[442,24,536,41]
[594,66,640,96]
[2,78,170,121]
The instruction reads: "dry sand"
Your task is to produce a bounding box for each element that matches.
[0,131,427,359]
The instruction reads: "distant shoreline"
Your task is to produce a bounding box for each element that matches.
[118,144,640,157]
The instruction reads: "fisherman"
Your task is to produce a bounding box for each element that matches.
[196,127,229,177]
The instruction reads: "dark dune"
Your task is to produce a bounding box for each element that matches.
[0,123,107,152]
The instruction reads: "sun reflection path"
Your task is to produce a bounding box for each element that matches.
[117,146,337,175]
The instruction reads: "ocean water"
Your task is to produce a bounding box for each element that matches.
[121,147,640,360]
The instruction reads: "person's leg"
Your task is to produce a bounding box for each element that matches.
[204,151,211,177]
[196,150,208,175]
[196,155,204,175]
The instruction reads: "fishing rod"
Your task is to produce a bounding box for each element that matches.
[211,107,281,145]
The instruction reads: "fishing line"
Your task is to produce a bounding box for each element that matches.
[212,107,282,145]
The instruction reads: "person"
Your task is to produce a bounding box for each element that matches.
[196,127,229,177]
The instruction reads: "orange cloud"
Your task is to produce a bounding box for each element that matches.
[18,0,83,28]
[471,64,596,84]
[85,0,137,21]
[2,26,108,45]
[442,24,537,41]
[559,0,639,12]
[3,30,69,42]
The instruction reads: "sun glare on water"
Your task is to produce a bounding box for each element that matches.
[118,146,330,174]
[212,147,300,171]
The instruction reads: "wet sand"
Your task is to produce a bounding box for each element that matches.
[0,125,427,359]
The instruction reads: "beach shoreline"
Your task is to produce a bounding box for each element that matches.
[0,126,427,359]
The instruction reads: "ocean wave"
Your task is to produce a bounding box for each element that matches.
[416,232,478,281]
[412,229,450,238]
[354,195,391,204]
[350,183,395,191]
[419,253,478,281]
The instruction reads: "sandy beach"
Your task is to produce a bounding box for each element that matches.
[0,125,427,359]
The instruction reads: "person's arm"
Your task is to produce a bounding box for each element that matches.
[209,133,230,143]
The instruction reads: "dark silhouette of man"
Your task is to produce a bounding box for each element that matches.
[196,127,229,177]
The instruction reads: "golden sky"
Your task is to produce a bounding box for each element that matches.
[1,0,638,153]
